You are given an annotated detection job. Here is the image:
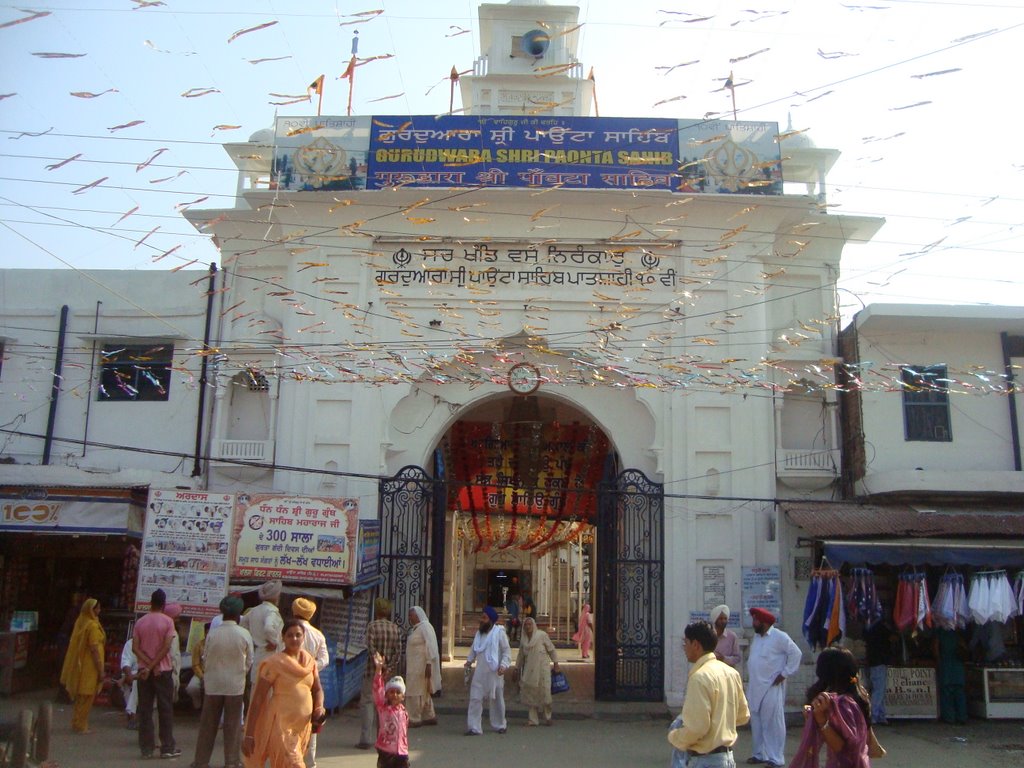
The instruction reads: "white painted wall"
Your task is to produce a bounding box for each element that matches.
[0,269,209,484]
[854,317,1023,483]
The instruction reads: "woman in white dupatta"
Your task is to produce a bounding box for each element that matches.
[405,606,441,727]
[515,617,561,726]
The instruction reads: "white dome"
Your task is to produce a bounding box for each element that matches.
[248,127,275,143]
[780,114,815,149]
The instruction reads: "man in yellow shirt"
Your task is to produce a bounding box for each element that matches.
[669,620,750,767]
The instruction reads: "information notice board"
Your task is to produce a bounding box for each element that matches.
[136,489,234,619]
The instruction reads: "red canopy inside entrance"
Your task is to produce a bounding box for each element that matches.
[445,421,609,551]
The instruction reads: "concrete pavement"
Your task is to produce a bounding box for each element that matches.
[3,688,1024,767]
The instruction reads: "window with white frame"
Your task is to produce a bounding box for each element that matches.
[901,364,951,442]
[98,343,173,401]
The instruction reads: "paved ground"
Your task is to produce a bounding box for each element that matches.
[3,689,1024,767]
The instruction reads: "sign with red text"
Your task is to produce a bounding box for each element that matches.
[231,494,359,585]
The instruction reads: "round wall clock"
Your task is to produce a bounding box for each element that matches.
[507,362,541,395]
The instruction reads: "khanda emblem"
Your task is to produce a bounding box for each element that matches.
[703,137,759,192]
[293,137,349,187]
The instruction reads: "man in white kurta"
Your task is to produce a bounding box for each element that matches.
[745,607,802,768]
[464,606,511,735]
[240,580,283,685]
[293,597,329,768]
[406,606,441,727]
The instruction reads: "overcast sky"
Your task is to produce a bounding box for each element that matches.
[1,0,1022,322]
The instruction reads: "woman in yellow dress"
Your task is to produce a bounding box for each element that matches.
[242,618,325,768]
[59,598,106,734]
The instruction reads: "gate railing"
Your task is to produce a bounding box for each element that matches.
[377,465,443,674]
[595,468,664,702]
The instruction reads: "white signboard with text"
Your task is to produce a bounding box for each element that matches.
[135,489,234,619]
[231,494,359,585]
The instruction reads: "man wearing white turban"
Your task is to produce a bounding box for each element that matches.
[240,580,283,686]
[405,606,441,727]
[710,605,742,671]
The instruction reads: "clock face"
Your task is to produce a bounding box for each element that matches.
[508,363,540,395]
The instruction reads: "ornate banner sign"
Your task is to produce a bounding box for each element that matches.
[272,116,370,191]
[273,115,782,194]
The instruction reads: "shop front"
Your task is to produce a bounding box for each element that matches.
[786,503,1024,721]
[0,486,145,695]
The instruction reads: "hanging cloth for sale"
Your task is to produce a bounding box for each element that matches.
[969,570,1017,624]
[1014,571,1024,618]
[894,570,928,633]
[802,570,824,648]
[846,567,883,627]
[915,573,933,631]
[933,571,969,630]
[802,564,844,650]
[825,574,846,646]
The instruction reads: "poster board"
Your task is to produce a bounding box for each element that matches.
[231,495,359,585]
[882,666,938,719]
[356,520,380,582]
[136,489,234,619]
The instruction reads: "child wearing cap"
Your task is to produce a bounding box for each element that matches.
[372,651,409,767]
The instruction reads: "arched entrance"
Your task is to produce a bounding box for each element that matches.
[377,392,664,701]
[442,394,607,660]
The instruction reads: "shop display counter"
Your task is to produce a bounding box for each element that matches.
[966,666,1024,719]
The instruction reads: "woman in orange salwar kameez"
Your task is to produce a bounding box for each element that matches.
[242,619,325,768]
[59,598,106,734]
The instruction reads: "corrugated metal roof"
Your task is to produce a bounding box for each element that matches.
[783,502,1024,539]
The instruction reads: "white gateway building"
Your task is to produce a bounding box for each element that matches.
[0,0,881,706]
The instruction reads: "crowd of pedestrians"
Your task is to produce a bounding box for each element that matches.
[59,588,884,768]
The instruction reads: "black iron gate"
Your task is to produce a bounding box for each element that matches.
[377,464,445,668]
[595,468,664,701]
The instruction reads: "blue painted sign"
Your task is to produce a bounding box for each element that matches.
[356,520,380,582]
[274,115,782,194]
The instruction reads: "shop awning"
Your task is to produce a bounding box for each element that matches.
[783,502,1024,539]
[822,538,1024,568]
[0,490,144,536]
[783,501,1024,567]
